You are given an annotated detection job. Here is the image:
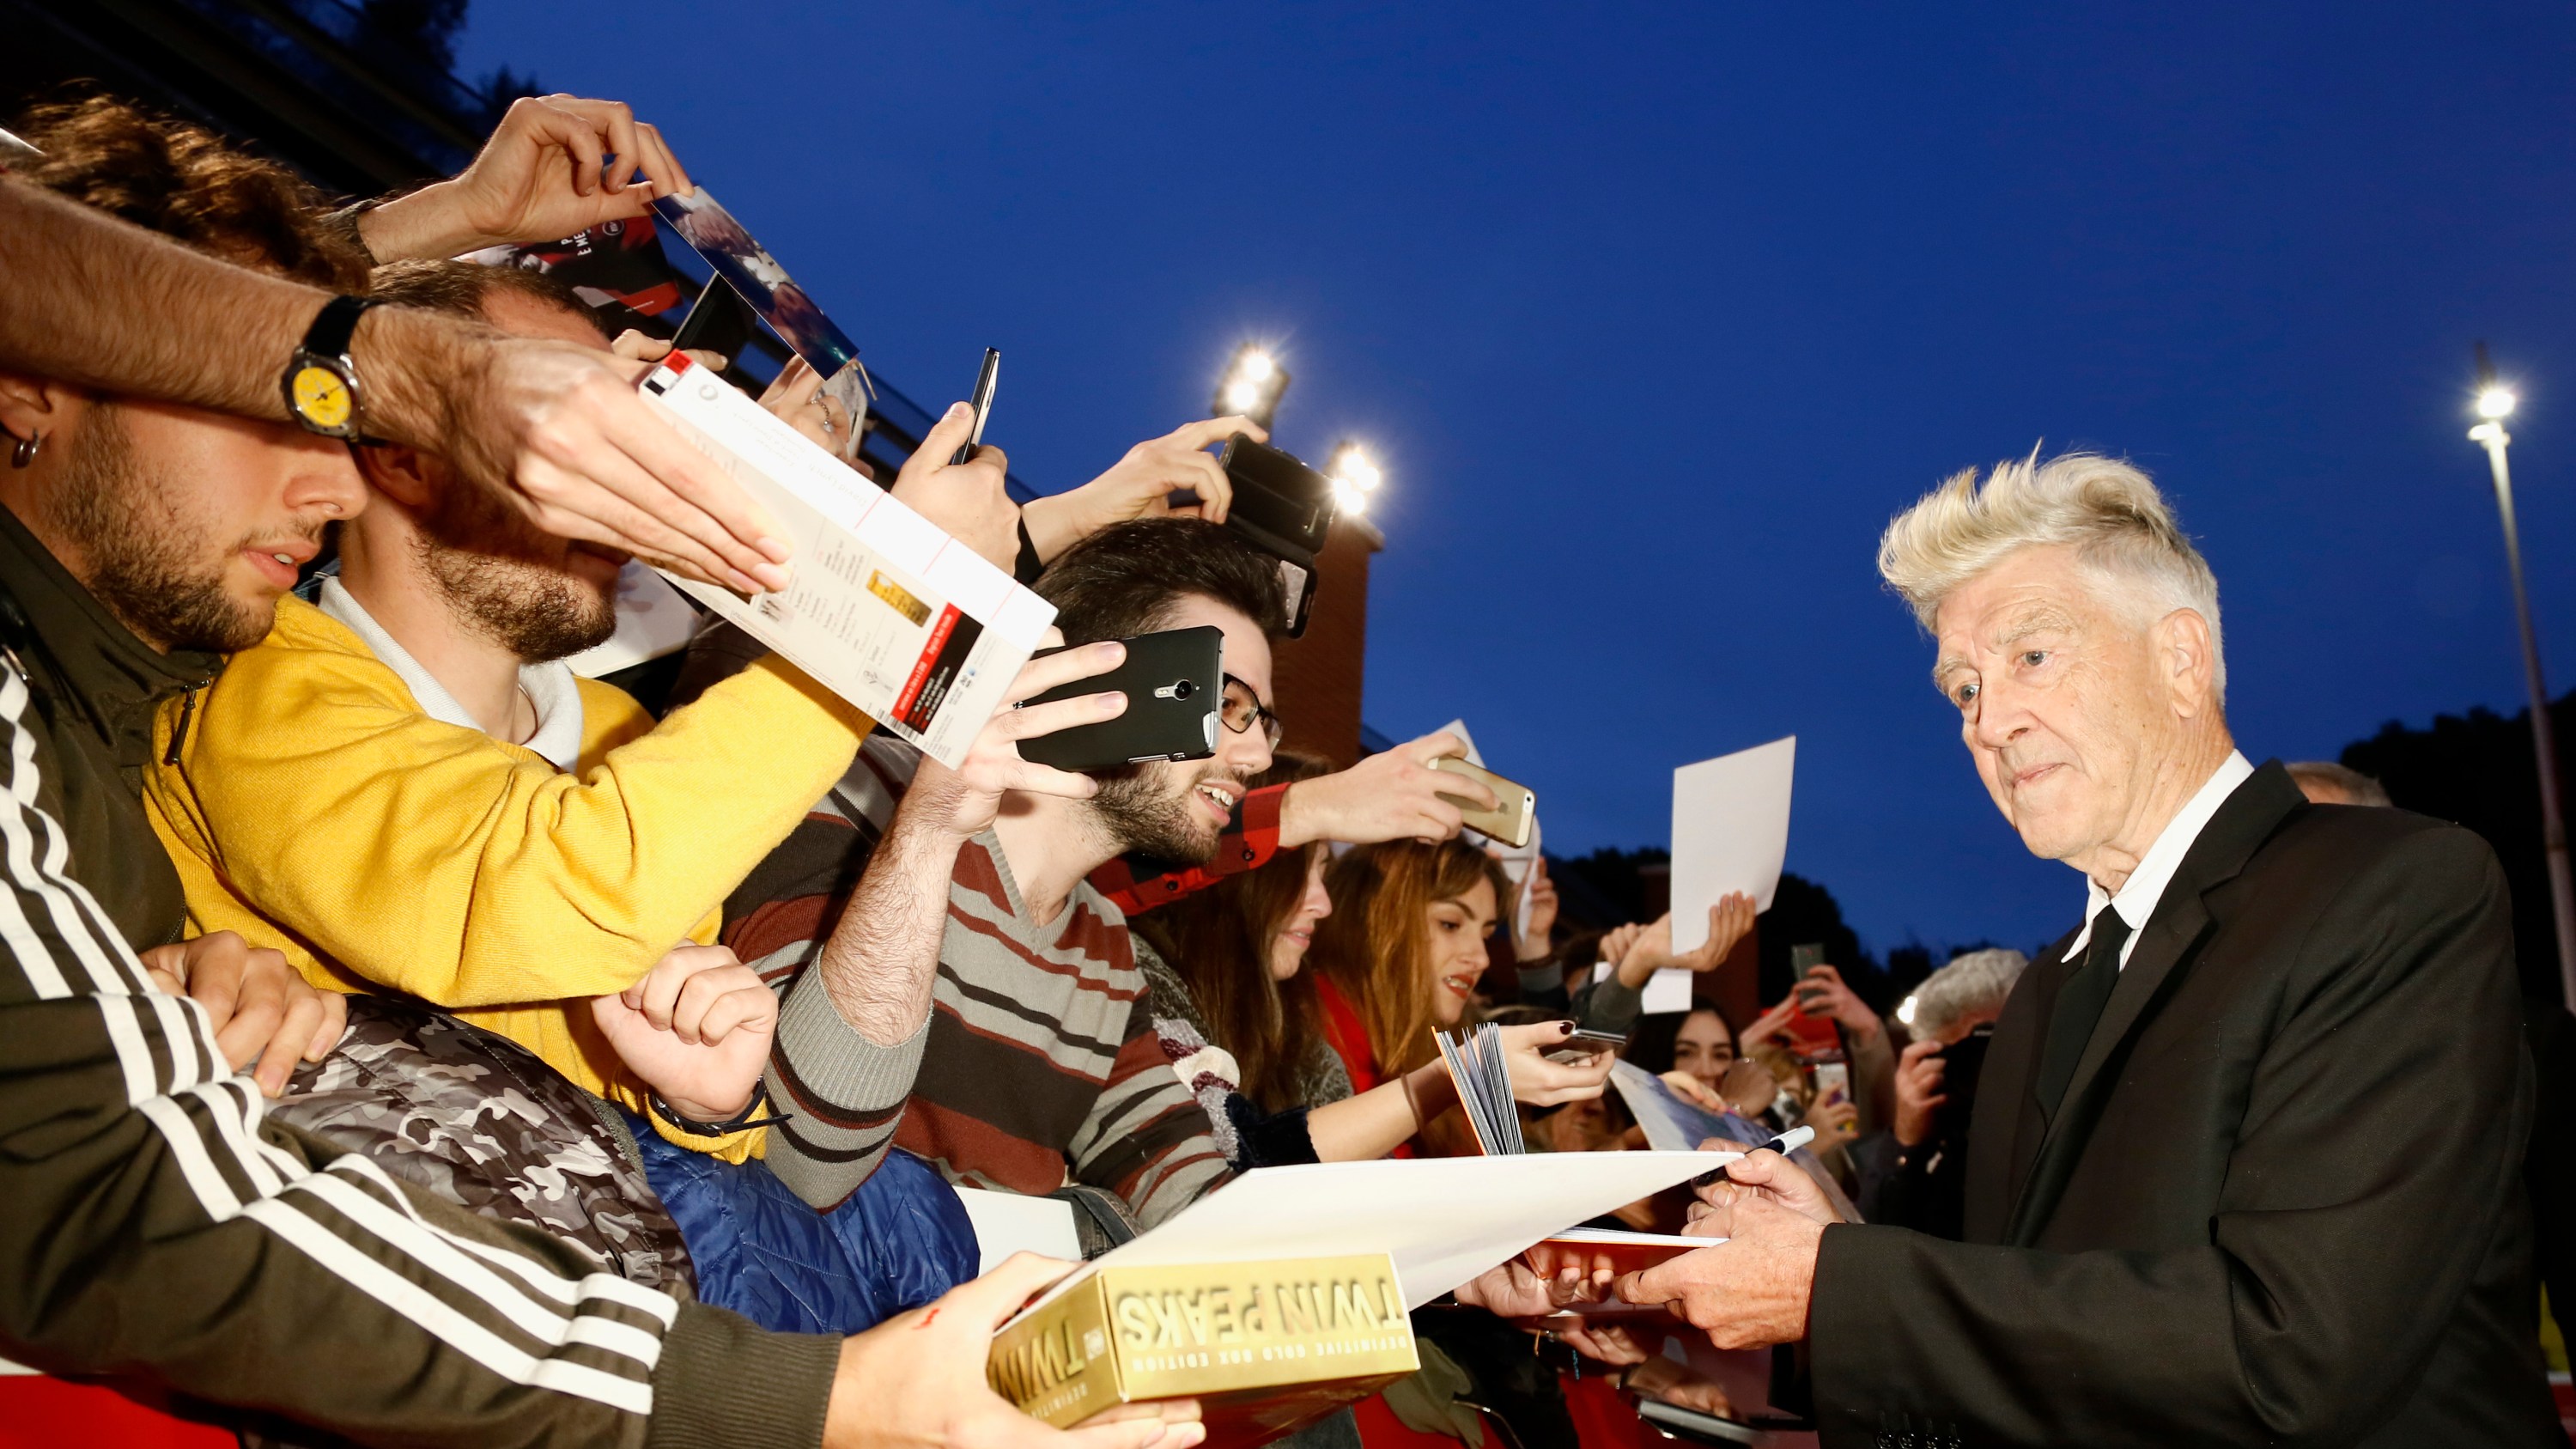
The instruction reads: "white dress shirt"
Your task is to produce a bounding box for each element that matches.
[319,577,587,771]
[2065,749,2255,970]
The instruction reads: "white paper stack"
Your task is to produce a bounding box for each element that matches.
[641,354,1056,767]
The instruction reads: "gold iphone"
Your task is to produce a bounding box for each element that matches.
[1431,756,1536,849]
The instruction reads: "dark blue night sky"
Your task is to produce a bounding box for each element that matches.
[459,2,2576,959]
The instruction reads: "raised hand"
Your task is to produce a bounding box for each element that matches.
[1893,1038,1948,1147]
[1279,731,1495,848]
[361,94,694,262]
[905,642,1128,842]
[1795,961,1883,1040]
[138,932,347,1097]
[891,399,1020,571]
[1018,416,1267,562]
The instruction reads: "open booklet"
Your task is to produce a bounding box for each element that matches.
[1436,1022,1528,1155]
[640,352,1056,767]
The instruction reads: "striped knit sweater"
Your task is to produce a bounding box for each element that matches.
[763,808,1232,1228]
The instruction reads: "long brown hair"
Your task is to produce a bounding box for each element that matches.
[1309,839,1511,1081]
[1132,752,1334,1112]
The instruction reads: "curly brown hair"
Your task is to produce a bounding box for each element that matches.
[9,91,368,290]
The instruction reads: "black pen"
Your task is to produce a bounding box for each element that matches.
[1692,1124,1816,1187]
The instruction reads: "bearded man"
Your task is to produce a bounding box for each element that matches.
[143,258,911,1158]
[760,517,1287,1227]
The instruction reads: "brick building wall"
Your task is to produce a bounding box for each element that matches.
[1269,514,1382,768]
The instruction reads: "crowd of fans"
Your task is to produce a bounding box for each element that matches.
[0,85,2565,1449]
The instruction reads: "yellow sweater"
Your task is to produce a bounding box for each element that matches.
[145,595,872,1161]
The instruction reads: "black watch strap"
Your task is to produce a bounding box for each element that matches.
[301,294,378,362]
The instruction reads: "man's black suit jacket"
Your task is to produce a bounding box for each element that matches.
[1807,762,2561,1447]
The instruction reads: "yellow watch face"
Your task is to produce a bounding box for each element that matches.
[292,363,352,430]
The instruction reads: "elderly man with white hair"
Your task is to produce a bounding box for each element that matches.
[1583,454,2559,1446]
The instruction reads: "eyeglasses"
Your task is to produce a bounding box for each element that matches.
[1220,673,1284,748]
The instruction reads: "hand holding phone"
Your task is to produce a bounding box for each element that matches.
[951,347,999,466]
[1431,756,1536,849]
[1017,626,1223,774]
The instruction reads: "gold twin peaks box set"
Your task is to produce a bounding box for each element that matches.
[988,1255,1419,1442]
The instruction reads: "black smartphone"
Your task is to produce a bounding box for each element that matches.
[1211,435,1336,637]
[1216,435,1334,556]
[1018,625,1223,773]
[951,347,999,466]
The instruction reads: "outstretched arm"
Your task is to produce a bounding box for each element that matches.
[0,177,787,590]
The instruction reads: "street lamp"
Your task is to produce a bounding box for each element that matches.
[1327,441,1383,516]
[2468,343,2576,1013]
[1212,344,1291,429]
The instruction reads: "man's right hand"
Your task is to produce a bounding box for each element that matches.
[416,330,795,594]
[1893,1038,1947,1148]
[904,642,1129,842]
[823,1253,1204,1449]
[892,400,1022,572]
[1278,731,1493,848]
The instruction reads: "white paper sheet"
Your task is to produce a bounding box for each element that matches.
[1072,1151,1728,1312]
[1669,736,1795,952]
[954,1187,1083,1274]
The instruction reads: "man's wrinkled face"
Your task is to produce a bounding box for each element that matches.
[404,289,626,661]
[42,399,361,652]
[1086,594,1276,864]
[1931,545,2179,866]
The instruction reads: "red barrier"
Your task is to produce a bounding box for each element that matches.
[0,1377,231,1449]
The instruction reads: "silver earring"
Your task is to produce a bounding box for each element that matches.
[9,432,39,469]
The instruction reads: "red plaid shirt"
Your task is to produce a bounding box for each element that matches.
[1085,782,1289,915]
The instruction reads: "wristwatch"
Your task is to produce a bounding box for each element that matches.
[281,295,380,439]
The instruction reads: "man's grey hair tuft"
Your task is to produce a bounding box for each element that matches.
[1877,450,2226,698]
[1909,947,2030,1042]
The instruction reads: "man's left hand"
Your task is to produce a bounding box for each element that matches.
[1618,1193,1826,1350]
[1279,731,1490,848]
[362,94,692,262]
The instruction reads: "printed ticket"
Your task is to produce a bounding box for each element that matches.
[641,353,1056,766]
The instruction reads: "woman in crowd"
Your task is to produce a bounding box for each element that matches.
[1304,837,1616,1160]
[1133,755,1611,1168]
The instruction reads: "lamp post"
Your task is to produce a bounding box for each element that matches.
[2468,347,2576,1013]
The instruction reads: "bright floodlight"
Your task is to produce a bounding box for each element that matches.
[1328,441,1382,494]
[2477,387,2518,420]
[1895,994,1919,1028]
[1331,478,1372,515]
[1212,343,1291,427]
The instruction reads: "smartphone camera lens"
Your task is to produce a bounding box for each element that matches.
[1170,679,1196,700]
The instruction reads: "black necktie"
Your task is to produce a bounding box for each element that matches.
[2035,907,2134,1117]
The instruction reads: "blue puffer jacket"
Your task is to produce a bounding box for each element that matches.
[629,1112,979,1335]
